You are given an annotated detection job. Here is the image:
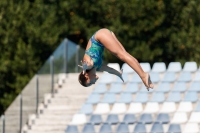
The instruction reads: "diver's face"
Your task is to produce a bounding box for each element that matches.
[85,71,99,87]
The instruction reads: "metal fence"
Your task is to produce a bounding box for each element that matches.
[0,38,84,133]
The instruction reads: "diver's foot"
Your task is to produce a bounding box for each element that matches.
[142,73,154,91]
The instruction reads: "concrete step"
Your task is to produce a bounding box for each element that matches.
[25,130,65,133]
[30,124,67,131]
[33,119,69,125]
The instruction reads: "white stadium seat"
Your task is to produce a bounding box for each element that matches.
[171,112,188,124]
[70,114,87,125]
[183,123,199,133]
[189,112,200,123]
[126,103,143,114]
[143,102,159,113]
[177,102,193,112]
[110,103,126,114]
[160,102,176,113]
[94,103,110,114]
[152,62,166,73]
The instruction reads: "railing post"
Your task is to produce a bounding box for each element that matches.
[1,115,5,133]
[36,75,39,114]
[64,39,68,75]
[19,94,22,133]
[50,56,54,97]
[76,45,80,72]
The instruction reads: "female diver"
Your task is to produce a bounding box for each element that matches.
[78,28,154,91]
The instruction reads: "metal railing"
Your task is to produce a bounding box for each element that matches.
[1,38,84,133]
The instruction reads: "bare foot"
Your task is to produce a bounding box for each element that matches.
[142,73,154,91]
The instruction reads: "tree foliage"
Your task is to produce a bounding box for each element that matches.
[0,0,200,114]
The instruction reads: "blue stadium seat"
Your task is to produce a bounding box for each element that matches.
[122,114,136,124]
[106,114,119,124]
[89,114,102,125]
[133,123,146,133]
[99,123,112,133]
[150,92,165,103]
[82,123,95,133]
[109,83,123,93]
[150,123,164,133]
[177,72,192,82]
[155,113,170,124]
[194,101,200,111]
[65,125,79,133]
[131,73,142,83]
[122,63,134,73]
[99,73,114,84]
[116,123,129,133]
[156,82,170,93]
[150,72,160,83]
[167,62,182,72]
[138,113,153,124]
[118,93,133,103]
[184,91,198,102]
[79,104,93,115]
[114,73,129,83]
[194,71,200,81]
[93,83,107,94]
[134,92,149,103]
[167,92,181,102]
[189,82,200,92]
[167,124,181,133]
[162,72,176,82]
[152,62,166,73]
[101,93,116,104]
[86,93,100,104]
[140,84,154,93]
[172,82,187,92]
[183,61,198,72]
[124,83,139,93]
[140,62,151,72]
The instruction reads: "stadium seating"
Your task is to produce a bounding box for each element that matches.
[172,81,187,92]
[116,123,129,133]
[93,83,107,94]
[122,63,134,73]
[82,123,95,133]
[152,62,166,73]
[155,113,170,124]
[89,114,103,125]
[167,62,182,72]
[162,72,176,82]
[101,93,116,104]
[183,61,198,72]
[140,62,151,72]
[124,82,139,93]
[105,114,119,124]
[122,114,136,124]
[65,61,200,133]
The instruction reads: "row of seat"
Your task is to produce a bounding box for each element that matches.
[70,111,200,126]
[119,61,199,73]
[99,71,200,84]
[79,102,200,115]
[66,122,199,133]
[93,81,200,94]
[86,91,199,104]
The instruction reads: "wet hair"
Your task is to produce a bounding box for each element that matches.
[78,72,88,87]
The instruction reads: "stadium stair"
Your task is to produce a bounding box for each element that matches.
[22,73,102,133]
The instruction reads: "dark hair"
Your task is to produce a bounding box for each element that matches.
[78,72,88,87]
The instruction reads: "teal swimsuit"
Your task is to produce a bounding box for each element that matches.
[85,34,104,70]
